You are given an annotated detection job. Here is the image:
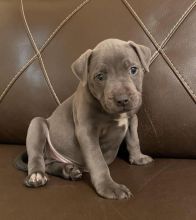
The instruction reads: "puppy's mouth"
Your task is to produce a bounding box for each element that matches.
[102,103,139,114]
[116,105,138,113]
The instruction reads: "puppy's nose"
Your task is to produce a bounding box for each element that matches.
[115,95,129,106]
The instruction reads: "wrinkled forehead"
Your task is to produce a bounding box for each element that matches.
[90,41,140,68]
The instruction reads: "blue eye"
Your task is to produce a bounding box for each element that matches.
[96,72,106,81]
[129,66,138,75]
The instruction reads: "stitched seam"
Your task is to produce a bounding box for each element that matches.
[122,0,161,50]
[151,0,196,64]
[0,0,90,103]
[159,1,196,49]
[122,0,196,103]
[150,1,196,100]
[21,0,61,105]
[160,49,196,99]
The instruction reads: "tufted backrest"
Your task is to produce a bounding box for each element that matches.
[0,0,195,158]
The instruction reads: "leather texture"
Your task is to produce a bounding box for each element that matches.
[0,1,196,219]
[0,0,195,158]
[1,144,196,220]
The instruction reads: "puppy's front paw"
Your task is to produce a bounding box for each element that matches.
[25,172,48,188]
[96,180,132,200]
[130,154,153,165]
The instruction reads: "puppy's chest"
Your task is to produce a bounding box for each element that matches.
[99,116,129,164]
[99,115,129,140]
[114,116,129,131]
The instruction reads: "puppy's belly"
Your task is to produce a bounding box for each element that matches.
[45,130,85,167]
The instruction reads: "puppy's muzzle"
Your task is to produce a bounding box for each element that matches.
[114,94,139,109]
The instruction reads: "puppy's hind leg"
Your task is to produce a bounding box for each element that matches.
[46,162,82,181]
[25,117,48,188]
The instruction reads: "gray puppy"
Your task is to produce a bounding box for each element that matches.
[20,39,153,200]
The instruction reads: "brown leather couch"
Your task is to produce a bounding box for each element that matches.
[0,0,196,219]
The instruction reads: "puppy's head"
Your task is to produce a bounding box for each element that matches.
[71,39,151,114]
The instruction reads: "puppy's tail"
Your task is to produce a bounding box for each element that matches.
[14,151,28,172]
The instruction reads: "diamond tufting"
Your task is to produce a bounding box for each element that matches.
[0,0,195,159]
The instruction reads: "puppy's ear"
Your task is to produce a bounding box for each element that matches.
[128,41,151,72]
[71,49,92,86]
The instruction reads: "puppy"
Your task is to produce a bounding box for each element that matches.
[17,39,153,199]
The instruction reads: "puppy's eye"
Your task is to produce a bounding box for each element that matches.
[129,66,138,76]
[95,72,106,81]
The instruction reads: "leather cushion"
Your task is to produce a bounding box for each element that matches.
[1,144,196,220]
